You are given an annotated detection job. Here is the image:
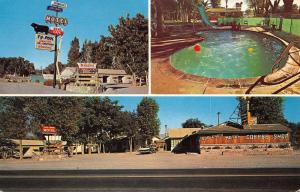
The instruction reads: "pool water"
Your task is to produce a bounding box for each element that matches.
[171,30,287,79]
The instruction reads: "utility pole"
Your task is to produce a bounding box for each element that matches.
[165,124,168,137]
[217,112,221,126]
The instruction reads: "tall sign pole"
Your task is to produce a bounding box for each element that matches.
[31,0,67,89]
[53,1,58,88]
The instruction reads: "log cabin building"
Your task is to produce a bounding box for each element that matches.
[172,122,291,154]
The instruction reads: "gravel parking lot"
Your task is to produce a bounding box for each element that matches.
[1,151,300,170]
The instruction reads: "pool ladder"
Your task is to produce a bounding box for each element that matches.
[271,42,294,72]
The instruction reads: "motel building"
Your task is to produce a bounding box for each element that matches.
[171,121,292,155]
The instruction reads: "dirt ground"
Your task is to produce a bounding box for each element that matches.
[0,78,148,94]
[1,151,300,170]
[0,78,73,94]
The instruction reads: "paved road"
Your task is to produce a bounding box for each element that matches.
[0,168,299,192]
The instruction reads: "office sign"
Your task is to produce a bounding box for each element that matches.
[78,63,97,74]
[45,15,68,26]
[51,1,67,9]
[35,33,55,51]
[47,5,63,12]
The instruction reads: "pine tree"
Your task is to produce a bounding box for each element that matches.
[238,97,285,124]
[67,37,80,67]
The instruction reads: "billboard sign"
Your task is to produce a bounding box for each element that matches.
[41,125,57,134]
[45,15,68,26]
[78,63,97,74]
[35,33,55,51]
[47,5,63,12]
[51,1,67,9]
[49,27,64,36]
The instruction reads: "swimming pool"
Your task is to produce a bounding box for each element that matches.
[170,30,287,79]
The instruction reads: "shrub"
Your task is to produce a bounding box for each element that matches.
[279,144,289,149]
[44,80,53,86]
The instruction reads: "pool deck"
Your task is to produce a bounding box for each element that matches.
[151,26,300,94]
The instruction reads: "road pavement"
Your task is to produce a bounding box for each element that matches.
[0,168,299,192]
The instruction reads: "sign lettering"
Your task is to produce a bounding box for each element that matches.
[35,33,55,51]
[45,15,68,26]
[51,1,67,9]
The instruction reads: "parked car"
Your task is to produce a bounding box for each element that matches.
[138,144,157,154]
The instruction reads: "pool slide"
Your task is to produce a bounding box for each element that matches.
[197,4,231,29]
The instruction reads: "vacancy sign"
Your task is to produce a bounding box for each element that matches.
[35,33,55,51]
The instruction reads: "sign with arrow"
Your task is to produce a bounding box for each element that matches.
[47,5,63,12]
[49,27,64,36]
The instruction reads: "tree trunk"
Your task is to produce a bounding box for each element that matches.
[19,139,23,160]
[88,144,91,155]
[129,137,133,153]
[153,0,164,37]
[99,142,102,154]
[75,143,78,155]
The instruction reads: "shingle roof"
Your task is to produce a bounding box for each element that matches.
[196,124,291,135]
[98,69,127,75]
[167,128,202,138]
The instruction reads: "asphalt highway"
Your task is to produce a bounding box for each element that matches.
[0,168,299,192]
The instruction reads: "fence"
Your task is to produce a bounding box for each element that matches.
[217,17,300,36]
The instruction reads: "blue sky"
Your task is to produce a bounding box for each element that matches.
[111,96,300,134]
[0,0,148,69]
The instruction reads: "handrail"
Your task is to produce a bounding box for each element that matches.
[272,42,294,72]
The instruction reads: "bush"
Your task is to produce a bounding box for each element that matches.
[225,146,232,149]
[279,144,289,149]
[212,146,220,149]
[44,80,53,86]
[250,145,258,149]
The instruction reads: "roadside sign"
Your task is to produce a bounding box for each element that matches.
[51,1,67,9]
[49,27,64,36]
[47,5,63,12]
[45,15,68,26]
[78,63,97,74]
[40,125,57,134]
[35,33,55,51]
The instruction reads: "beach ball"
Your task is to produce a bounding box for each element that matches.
[247,47,254,53]
[194,44,201,52]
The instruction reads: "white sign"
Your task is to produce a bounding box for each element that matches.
[51,1,67,9]
[78,63,97,69]
[35,33,55,51]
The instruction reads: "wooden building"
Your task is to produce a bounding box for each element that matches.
[164,128,202,151]
[172,123,291,154]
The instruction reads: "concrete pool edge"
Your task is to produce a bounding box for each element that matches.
[165,27,300,89]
